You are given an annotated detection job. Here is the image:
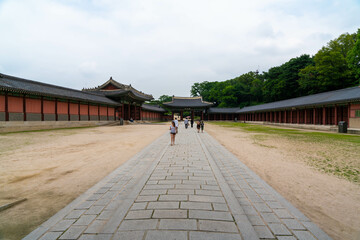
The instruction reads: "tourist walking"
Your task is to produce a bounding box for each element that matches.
[200,120,204,133]
[184,118,189,129]
[196,120,201,133]
[174,118,179,133]
[169,121,176,146]
[190,119,194,128]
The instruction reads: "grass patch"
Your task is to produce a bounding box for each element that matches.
[209,121,360,144]
[210,121,360,184]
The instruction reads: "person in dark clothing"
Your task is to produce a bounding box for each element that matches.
[190,119,194,128]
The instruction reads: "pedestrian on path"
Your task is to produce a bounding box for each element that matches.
[169,121,176,145]
[200,120,204,133]
[174,118,179,133]
[190,119,194,128]
[184,118,189,129]
[196,120,201,133]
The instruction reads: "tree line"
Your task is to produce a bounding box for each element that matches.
[189,29,360,108]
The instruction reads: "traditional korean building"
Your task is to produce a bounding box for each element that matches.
[163,96,213,120]
[0,73,166,126]
[207,85,360,129]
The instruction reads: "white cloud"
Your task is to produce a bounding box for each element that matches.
[0,0,359,98]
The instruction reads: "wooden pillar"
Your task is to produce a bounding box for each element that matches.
[201,111,204,120]
[313,108,316,125]
[284,110,287,123]
[88,103,90,121]
[180,110,183,121]
[78,102,81,121]
[23,94,27,121]
[121,104,124,120]
[334,105,338,125]
[139,106,142,121]
[322,107,326,125]
[107,105,109,121]
[290,110,293,124]
[128,103,131,120]
[171,112,174,120]
[347,103,350,126]
[296,109,300,124]
[67,100,70,121]
[134,104,137,120]
[41,96,44,121]
[4,92,9,121]
[304,109,307,124]
[55,98,58,121]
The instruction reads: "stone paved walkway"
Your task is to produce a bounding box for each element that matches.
[24,124,332,240]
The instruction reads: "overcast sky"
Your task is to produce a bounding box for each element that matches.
[0,0,359,99]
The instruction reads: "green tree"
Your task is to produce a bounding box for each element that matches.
[347,29,360,82]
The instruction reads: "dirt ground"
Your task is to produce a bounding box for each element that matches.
[206,123,360,240]
[0,124,167,240]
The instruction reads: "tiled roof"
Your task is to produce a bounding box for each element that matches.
[208,107,240,114]
[237,85,360,113]
[83,77,153,101]
[163,97,213,108]
[141,104,166,112]
[0,73,119,105]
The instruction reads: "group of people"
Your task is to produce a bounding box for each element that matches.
[169,118,204,146]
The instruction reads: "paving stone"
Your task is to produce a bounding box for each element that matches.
[180,201,212,210]
[119,219,158,231]
[195,190,222,196]
[168,189,195,195]
[140,189,167,195]
[282,219,306,230]
[125,209,153,220]
[97,211,113,220]
[274,209,294,219]
[189,231,241,240]
[87,194,103,201]
[152,209,187,218]
[113,230,145,240]
[59,226,86,240]
[144,184,175,190]
[198,220,238,233]
[147,201,179,209]
[65,210,86,219]
[253,202,272,213]
[189,195,225,203]
[39,232,62,240]
[242,205,258,215]
[268,223,292,235]
[78,234,112,240]
[136,195,159,202]
[50,219,76,231]
[248,215,266,226]
[277,237,297,240]
[130,202,148,210]
[85,205,105,215]
[73,215,97,226]
[212,203,228,211]
[253,226,275,239]
[145,230,187,240]
[293,230,317,240]
[175,184,201,189]
[75,201,95,210]
[84,220,107,234]
[189,210,233,221]
[201,185,220,190]
[159,219,197,230]
[159,194,188,201]
[158,180,182,184]
[260,212,281,223]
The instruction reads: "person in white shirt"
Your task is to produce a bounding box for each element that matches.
[173,118,179,133]
[169,121,176,145]
[184,118,189,129]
